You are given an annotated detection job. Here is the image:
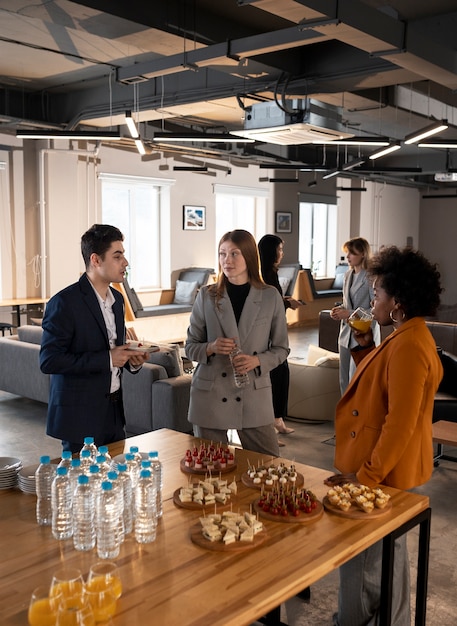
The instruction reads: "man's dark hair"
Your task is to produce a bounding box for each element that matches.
[81,224,124,269]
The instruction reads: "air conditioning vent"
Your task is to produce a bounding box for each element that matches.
[231,99,353,146]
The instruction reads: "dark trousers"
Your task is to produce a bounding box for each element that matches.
[269,359,289,418]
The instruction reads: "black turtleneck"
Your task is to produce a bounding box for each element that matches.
[226,281,251,325]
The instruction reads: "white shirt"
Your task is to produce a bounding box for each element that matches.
[90,282,121,393]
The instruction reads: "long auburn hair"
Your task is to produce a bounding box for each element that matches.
[209,229,265,304]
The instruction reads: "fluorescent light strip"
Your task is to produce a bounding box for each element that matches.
[404,121,448,145]
[134,138,146,155]
[369,144,401,160]
[125,111,139,139]
[16,130,121,140]
[418,141,457,148]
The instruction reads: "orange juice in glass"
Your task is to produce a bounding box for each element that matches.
[87,561,122,600]
[28,586,61,626]
[85,587,117,623]
[347,307,373,333]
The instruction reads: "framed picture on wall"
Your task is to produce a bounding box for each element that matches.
[275,211,292,234]
[183,205,206,230]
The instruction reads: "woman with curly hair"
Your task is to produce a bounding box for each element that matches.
[326,246,443,626]
[185,229,289,457]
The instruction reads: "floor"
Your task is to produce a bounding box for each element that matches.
[1,325,456,625]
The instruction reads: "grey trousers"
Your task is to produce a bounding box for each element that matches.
[192,423,280,457]
[335,534,411,626]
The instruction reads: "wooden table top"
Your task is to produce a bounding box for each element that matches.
[0,297,48,307]
[0,429,429,626]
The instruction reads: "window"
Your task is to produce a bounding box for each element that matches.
[299,201,337,277]
[100,174,173,290]
[214,184,269,268]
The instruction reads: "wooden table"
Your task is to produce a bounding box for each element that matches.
[0,429,431,626]
[0,297,48,326]
[433,419,457,464]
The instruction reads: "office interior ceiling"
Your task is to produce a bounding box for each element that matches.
[2,0,457,187]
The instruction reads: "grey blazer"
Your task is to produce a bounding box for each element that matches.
[185,284,289,430]
[338,268,380,349]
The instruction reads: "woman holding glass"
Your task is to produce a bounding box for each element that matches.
[330,236,380,393]
[185,229,289,457]
[326,246,443,626]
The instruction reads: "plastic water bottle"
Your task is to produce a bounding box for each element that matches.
[117,463,133,535]
[88,464,102,507]
[229,346,250,388]
[57,450,72,471]
[68,458,82,500]
[125,453,140,490]
[97,481,120,559]
[134,469,157,544]
[148,451,163,518]
[98,445,112,466]
[80,436,98,462]
[107,470,125,543]
[129,446,143,465]
[96,454,111,481]
[35,455,56,526]
[80,449,94,475]
[51,467,73,540]
[72,475,96,551]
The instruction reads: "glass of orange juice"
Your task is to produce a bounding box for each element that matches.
[347,307,373,333]
[28,586,62,626]
[87,561,122,600]
[56,595,95,626]
[85,587,117,623]
[50,567,85,604]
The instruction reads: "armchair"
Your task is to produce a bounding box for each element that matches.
[287,345,341,422]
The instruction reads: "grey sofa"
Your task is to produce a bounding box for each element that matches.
[0,325,192,436]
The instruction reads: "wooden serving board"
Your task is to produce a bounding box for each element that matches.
[253,498,324,524]
[241,471,304,491]
[323,496,392,519]
[190,523,267,552]
[173,488,234,511]
[180,458,237,475]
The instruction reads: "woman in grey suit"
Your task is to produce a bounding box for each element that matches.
[185,229,289,457]
[330,237,380,394]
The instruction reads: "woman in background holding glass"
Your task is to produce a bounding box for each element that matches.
[185,229,289,456]
[330,237,380,394]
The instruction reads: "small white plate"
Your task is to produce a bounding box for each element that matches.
[126,341,160,353]
[0,457,22,471]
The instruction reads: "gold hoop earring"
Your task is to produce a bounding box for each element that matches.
[389,308,406,324]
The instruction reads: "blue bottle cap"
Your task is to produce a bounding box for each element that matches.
[78,475,89,485]
[40,455,51,464]
[57,467,67,476]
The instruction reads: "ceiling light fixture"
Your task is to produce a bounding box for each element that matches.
[418,141,457,149]
[153,132,255,143]
[125,110,139,139]
[16,130,121,140]
[134,138,146,155]
[368,143,402,160]
[337,186,367,191]
[404,120,448,145]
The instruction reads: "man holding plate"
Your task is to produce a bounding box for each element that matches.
[40,224,149,453]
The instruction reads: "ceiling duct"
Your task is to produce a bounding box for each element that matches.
[231,99,354,146]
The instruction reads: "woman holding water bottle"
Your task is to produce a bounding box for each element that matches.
[185,229,289,456]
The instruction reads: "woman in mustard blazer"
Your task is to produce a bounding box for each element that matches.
[326,246,443,626]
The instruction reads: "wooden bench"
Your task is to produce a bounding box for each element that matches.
[433,420,457,465]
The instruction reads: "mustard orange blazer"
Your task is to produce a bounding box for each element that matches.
[334,317,443,490]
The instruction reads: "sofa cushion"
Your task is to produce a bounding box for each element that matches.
[148,344,184,377]
[173,279,198,305]
[307,344,339,366]
[17,325,43,345]
[315,355,340,368]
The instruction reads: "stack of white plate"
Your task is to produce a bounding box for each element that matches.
[0,456,22,490]
[18,463,39,494]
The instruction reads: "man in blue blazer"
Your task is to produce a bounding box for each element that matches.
[40,224,149,453]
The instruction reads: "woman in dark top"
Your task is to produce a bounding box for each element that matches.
[258,234,304,437]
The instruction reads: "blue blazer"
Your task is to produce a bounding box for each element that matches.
[40,273,128,443]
